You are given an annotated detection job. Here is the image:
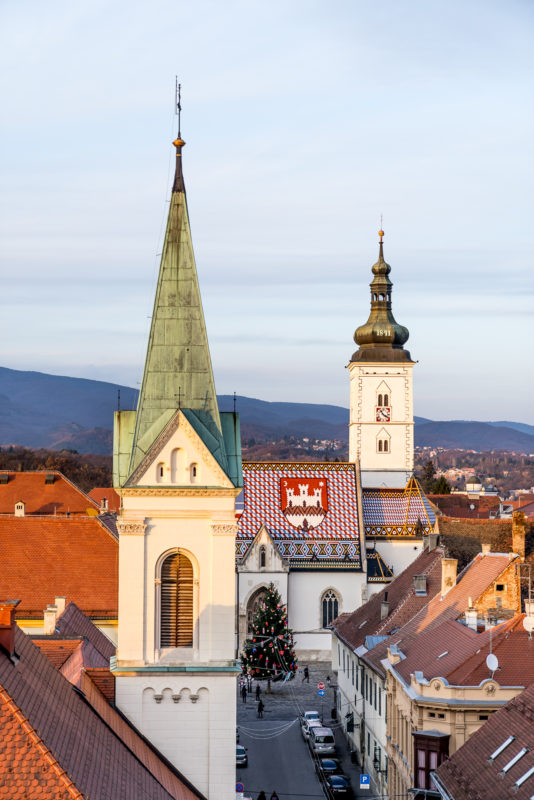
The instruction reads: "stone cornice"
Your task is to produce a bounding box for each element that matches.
[121,487,240,498]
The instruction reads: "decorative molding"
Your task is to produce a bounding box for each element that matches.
[212,523,238,537]
[190,693,199,703]
[154,694,163,703]
[117,520,147,536]
[121,487,239,497]
[172,694,181,703]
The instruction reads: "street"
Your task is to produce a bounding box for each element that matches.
[236,663,371,800]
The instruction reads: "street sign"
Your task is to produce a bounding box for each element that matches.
[360,773,370,790]
[318,689,325,697]
[317,682,325,690]
[236,783,244,792]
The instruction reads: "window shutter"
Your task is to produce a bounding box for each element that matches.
[161,553,194,647]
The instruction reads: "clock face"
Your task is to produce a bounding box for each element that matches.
[376,406,391,422]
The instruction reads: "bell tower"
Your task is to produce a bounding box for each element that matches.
[348,231,414,487]
[112,105,242,800]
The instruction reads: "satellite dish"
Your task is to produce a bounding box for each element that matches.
[523,617,534,634]
[486,653,499,673]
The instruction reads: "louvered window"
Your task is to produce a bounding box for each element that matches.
[160,552,194,647]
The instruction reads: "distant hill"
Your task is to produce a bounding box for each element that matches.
[0,366,532,455]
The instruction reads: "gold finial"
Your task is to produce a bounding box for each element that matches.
[173,137,186,148]
[379,229,384,243]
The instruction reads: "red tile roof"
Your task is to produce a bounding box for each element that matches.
[0,626,204,799]
[32,639,81,670]
[55,602,116,662]
[0,471,99,516]
[84,668,115,702]
[88,488,121,513]
[363,553,514,677]
[0,685,84,799]
[0,517,118,617]
[332,547,444,650]
[433,682,534,799]
[429,492,501,519]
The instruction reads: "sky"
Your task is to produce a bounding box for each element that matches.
[1,0,533,422]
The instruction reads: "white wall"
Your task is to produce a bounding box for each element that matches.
[373,539,424,577]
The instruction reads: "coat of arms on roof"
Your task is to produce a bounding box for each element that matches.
[280,478,328,532]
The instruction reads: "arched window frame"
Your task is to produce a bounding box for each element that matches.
[259,545,266,569]
[321,588,340,628]
[246,586,269,636]
[155,548,199,653]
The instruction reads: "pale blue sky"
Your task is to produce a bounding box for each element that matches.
[1,0,532,421]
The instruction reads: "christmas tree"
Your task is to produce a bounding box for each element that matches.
[241,583,298,687]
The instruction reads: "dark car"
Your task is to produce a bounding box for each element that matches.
[315,758,344,779]
[236,744,248,767]
[325,774,354,798]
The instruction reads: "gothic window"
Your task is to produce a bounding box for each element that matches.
[383,393,389,406]
[383,440,389,452]
[247,588,267,635]
[378,440,383,452]
[259,545,266,568]
[160,552,194,647]
[322,589,339,628]
[378,394,383,407]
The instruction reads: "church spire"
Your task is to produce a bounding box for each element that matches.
[351,230,412,363]
[128,103,222,475]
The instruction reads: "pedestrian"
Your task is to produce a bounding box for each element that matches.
[247,674,252,693]
[241,685,247,703]
[257,699,264,718]
[270,792,279,800]
[255,683,261,701]
[302,665,309,683]
[257,792,267,800]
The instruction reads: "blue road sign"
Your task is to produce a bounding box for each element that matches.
[317,689,325,696]
[236,783,244,792]
[360,773,370,789]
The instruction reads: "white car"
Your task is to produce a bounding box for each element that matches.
[300,713,322,740]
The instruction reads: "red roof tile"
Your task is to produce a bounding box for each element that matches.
[0,517,118,617]
[84,668,115,702]
[55,602,116,662]
[433,682,534,799]
[0,471,99,516]
[429,493,500,519]
[88,488,121,513]
[32,639,81,670]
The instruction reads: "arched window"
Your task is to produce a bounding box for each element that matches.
[378,440,383,452]
[384,440,389,452]
[160,552,194,647]
[190,463,198,483]
[156,462,165,483]
[247,588,268,635]
[378,394,383,407]
[259,545,266,568]
[322,590,339,628]
[383,393,389,406]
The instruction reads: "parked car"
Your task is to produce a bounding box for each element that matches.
[236,745,248,767]
[308,726,336,757]
[301,716,322,741]
[324,774,354,798]
[315,757,344,780]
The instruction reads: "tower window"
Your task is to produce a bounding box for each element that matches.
[378,440,383,452]
[322,589,340,628]
[160,551,194,647]
[259,545,266,568]
[383,393,389,406]
[384,440,389,452]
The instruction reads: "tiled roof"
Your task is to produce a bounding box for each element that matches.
[429,492,501,519]
[85,668,115,702]
[0,685,84,799]
[362,477,435,536]
[55,602,116,662]
[366,549,394,582]
[237,462,362,568]
[331,547,443,651]
[0,626,204,799]
[363,553,514,677]
[32,638,81,670]
[0,517,118,617]
[88,487,121,513]
[433,682,534,799]
[0,471,99,515]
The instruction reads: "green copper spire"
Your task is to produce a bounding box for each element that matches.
[128,133,222,474]
[351,230,412,363]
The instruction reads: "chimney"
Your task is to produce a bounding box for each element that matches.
[425,532,439,551]
[524,599,534,618]
[54,596,67,617]
[0,600,20,657]
[43,605,58,635]
[441,558,458,597]
[14,501,25,517]
[414,575,427,596]
[512,512,526,562]
[381,592,389,620]
[481,543,491,556]
[465,602,478,631]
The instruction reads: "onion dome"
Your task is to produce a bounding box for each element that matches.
[351,230,412,363]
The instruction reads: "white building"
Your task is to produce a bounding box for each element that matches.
[112,132,242,800]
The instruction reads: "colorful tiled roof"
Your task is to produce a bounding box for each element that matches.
[0,471,99,516]
[237,462,362,568]
[0,626,204,799]
[366,549,394,582]
[362,476,435,536]
[88,487,121,513]
[433,682,534,800]
[0,517,118,617]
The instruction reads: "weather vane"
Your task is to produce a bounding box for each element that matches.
[175,77,182,137]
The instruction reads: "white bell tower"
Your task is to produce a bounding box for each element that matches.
[348,231,414,487]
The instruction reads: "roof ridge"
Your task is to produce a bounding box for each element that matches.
[0,684,84,799]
